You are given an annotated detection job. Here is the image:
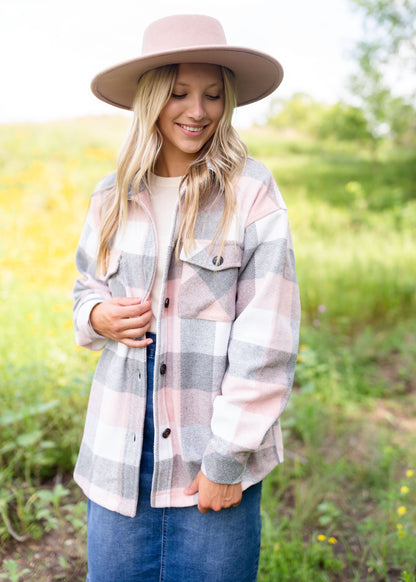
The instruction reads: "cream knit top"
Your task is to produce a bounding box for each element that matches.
[148,173,182,333]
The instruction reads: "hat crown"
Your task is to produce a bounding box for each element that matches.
[142,15,227,56]
[91,14,283,110]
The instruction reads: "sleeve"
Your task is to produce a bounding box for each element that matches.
[201,174,301,484]
[72,187,112,352]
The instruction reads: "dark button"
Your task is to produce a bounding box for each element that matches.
[212,255,224,267]
[160,363,167,375]
[164,297,170,308]
[162,428,171,438]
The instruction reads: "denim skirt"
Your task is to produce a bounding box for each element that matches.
[86,334,262,582]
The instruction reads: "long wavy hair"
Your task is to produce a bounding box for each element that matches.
[97,63,247,274]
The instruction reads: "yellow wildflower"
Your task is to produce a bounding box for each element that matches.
[317,535,326,542]
[273,543,280,551]
[396,524,403,530]
[397,506,407,517]
[400,486,409,495]
[406,470,414,478]
[328,537,337,545]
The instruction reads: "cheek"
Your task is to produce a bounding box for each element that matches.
[157,102,178,127]
[205,100,222,125]
[157,109,175,139]
[212,101,225,123]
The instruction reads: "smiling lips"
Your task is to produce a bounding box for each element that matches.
[177,123,206,134]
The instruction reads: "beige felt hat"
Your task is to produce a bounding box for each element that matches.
[91,14,284,109]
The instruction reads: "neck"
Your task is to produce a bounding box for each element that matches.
[154,152,195,177]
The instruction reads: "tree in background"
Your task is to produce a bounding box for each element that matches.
[317,102,372,142]
[268,2,416,146]
[348,0,416,143]
[268,93,372,143]
[267,93,327,135]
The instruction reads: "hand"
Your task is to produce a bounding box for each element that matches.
[90,297,154,348]
[185,470,242,514]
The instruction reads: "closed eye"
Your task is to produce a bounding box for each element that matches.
[171,93,221,101]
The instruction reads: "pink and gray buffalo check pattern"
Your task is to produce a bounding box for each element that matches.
[73,158,301,517]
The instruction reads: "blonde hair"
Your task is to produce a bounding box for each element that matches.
[97,64,247,274]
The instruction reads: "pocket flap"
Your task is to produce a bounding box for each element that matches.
[179,240,243,271]
[99,248,121,280]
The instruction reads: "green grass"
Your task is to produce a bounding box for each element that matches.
[1,118,415,581]
[242,128,416,333]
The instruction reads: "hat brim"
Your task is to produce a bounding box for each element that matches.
[91,46,283,109]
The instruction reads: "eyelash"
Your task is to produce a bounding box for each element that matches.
[171,93,221,101]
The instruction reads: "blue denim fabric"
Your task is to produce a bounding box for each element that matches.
[86,334,262,582]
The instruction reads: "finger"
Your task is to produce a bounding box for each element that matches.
[113,296,143,306]
[121,337,153,349]
[113,306,153,335]
[121,325,153,344]
[119,300,152,319]
[119,318,153,340]
[118,312,153,333]
[198,505,210,514]
[104,320,150,341]
[119,322,153,345]
[118,316,153,337]
[185,477,199,496]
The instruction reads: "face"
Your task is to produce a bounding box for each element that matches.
[156,63,225,176]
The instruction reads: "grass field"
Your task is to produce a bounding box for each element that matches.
[0,117,415,581]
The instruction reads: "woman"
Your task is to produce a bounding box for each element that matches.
[73,14,300,582]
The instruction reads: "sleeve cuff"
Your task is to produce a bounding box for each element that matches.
[201,450,248,484]
[74,300,108,350]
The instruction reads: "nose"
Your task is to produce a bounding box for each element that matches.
[188,95,206,120]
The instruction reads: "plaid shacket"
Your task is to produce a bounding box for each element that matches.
[73,157,301,517]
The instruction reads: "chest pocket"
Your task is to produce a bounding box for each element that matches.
[178,241,243,322]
